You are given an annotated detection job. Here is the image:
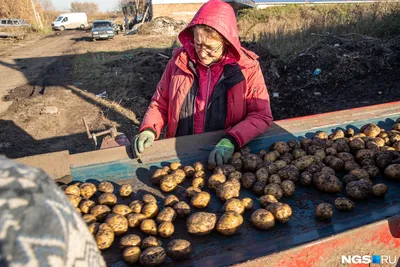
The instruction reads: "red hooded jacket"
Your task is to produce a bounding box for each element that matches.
[139,0,273,148]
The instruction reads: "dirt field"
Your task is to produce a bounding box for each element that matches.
[0,18,399,159]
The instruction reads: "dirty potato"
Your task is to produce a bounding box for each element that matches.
[264,183,283,199]
[119,184,133,197]
[158,222,175,238]
[105,213,128,235]
[98,181,114,193]
[362,165,379,178]
[129,200,144,213]
[170,162,182,171]
[216,211,244,236]
[280,180,295,196]
[315,203,333,220]
[215,164,238,176]
[172,169,186,184]
[280,152,294,164]
[325,147,337,156]
[98,193,117,206]
[66,194,81,208]
[65,185,81,196]
[313,173,342,193]
[241,172,257,189]
[251,209,275,230]
[255,168,269,183]
[241,198,253,210]
[193,162,204,172]
[166,239,192,260]
[164,195,179,207]
[384,164,400,179]
[344,161,361,172]
[183,166,195,177]
[156,207,177,223]
[79,183,96,199]
[266,203,292,223]
[259,195,278,208]
[277,165,300,182]
[231,158,243,171]
[371,184,388,197]
[142,194,157,204]
[274,160,288,170]
[334,197,355,211]
[140,247,166,267]
[242,154,263,172]
[88,223,100,235]
[349,168,370,180]
[187,212,217,236]
[268,174,282,184]
[343,174,359,185]
[299,171,313,186]
[193,170,206,179]
[192,177,205,189]
[142,202,159,219]
[292,148,307,159]
[83,214,97,225]
[80,199,96,214]
[120,234,141,249]
[270,141,291,155]
[355,149,375,163]
[95,223,115,250]
[216,181,240,201]
[90,205,111,222]
[173,201,191,218]
[142,236,162,249]
[191,191,211,209]
[140,219,158,235]
[375,153,393,169]
[208,173,227,190]
[123,246,141,264]
[362,123,381,137]
[112,204,132,216]
[252,181,267,196]
[292,155,316,171]
[223,198,245,215]
[126,213,147,228]
[264,151,279,162]
[151,169,168,185]
[346,179,372,199]
[160,175,177,193]
[228,171,243,181]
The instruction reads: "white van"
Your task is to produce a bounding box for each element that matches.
[52,13,88,31]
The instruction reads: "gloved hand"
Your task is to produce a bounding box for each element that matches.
[208,138,235,166]
[132,130,155,157]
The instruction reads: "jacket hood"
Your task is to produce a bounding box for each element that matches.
[178,0,241,63]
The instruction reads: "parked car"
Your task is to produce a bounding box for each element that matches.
[52,13,88,31]
[91,20,115,41]
[0,19,30,27]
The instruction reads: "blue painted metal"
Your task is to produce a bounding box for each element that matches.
[71,114,400,267]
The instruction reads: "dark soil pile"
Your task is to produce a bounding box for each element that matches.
[137,17,187,36]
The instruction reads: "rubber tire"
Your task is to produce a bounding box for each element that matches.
[92,38,96,42]
[60,26,65,31]
[80,24,85,30]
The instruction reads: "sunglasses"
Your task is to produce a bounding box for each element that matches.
[189,41,224,56]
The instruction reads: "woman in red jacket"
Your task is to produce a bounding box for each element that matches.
[134,0,273,166]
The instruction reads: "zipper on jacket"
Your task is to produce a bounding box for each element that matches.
[206,69,240,110]
[203,67,212,130]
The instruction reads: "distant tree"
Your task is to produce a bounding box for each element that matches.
[38,0,55,11]
[70,2,99,15]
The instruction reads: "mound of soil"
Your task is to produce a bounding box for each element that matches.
[137,17,187,36]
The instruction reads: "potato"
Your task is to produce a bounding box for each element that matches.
[287,139,301,150]
[252,181,267,196]
[334,197,355,211]
[119,184,133,197]
[292,155,316,171]
[127,211,147,228]
[191,192,211,209]
[232,151,242,160]
[75,207,82,215]
[355,149,375,163]
[123,246,141,264]
[80,199,95,214]
[98,181,114,193]
[251,209,275,230]
[384,164,400,179]
[228,171,242,181]
[264,183,283,199]
[393,122,400,131]
[105,213,128,235]
[83,214,97,225]
[325,147,337,156]
[88,222,100,235]
[142,202,159,219]
[193,162,204,172]
[90,205,111,221]
[372,184,388,197]
[216,183,240,202]
[142,236,162,249]
[342,174,358,185]
[216,211,243,235]
[156,207,177,223]
[280,152,294,164]
[224,198,245,214]
[112,204,132,216]
[274,160,287,170]
[264,151,279,162]
[166,239,192,260]
[231,158,243,170]
[185,187,201,198]
[313,173,342,193]
[241,198,253,210]
[270,141,290,155]
[344,161,360,172]
[266,203,292,223]
[98,193,117,206]
[346,128,355,137]
[382,146,395,151]
[314,131,328,140]
[277,165,299,182]
[307,145,323,155]
[329,130,345,140]
[66,194,81,208]
[300,137,313,150]
[141,194,157,204]
[159,175,177,193]
[208,173,227,190]
[65,185,81,196]
[373,137,385,147]
[292,148,307,159]
[315,203,333,220]
[164,195,179,207]
[120,234,141,249]
[375,153,393,169]
[129,200,144,213]
[237,173,254,189]
[328,157,345,172]
[337,152,354,162]
[79,183,96,199]
[170,162,182,171]
[349,138,365,151]
[362,123,381,137]
[187,212,217,235]
[332,140,350,153]
[242,154,263,172]
[299,171,313,186]
[349,168,370,180]
[306,164,322,174]
[183,166,195,177]
[96,223,115,250]
[258,161,278,174]
[151,169,168,185]
[362,165,379,178]
[346,180,372,199]
[255,168,269,183]
[365,141,380,152]
[320,166,335,175]
[269,174,282,184]
[158,222,175,238]
[192,177,205,189]
[140,247,166,266]
[173,201,191,218]
[280,180,295,196]
[172,169,186,184]
[193,170,206,179]
[140,219,158,235]
[215,164,238,176]
[162,166,170,173]
[259,194,278,207]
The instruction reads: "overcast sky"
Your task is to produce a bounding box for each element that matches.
[53,0,119,12]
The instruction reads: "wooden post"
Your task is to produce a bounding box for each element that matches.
[30,0,43,29]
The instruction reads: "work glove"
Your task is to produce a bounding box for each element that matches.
[132,130,155,157]
[208,138,235,166]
